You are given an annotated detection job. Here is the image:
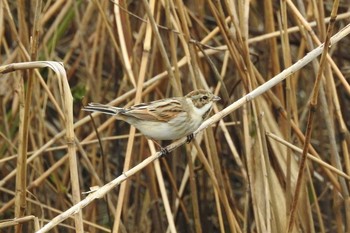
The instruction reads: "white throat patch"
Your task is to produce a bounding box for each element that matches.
[187,98,213,117]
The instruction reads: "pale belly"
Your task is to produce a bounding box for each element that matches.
[125,115,202,141]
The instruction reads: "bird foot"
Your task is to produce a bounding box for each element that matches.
[186,134,194,143]
[160,147,169,157]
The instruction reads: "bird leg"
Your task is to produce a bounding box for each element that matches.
[150,139,169,157]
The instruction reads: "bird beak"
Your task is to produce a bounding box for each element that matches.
[213,95,221,101]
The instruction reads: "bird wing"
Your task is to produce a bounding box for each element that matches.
[123,98,186,122]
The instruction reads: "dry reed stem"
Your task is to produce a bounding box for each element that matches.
[14,2,35,232]
[0,184,111,232]
[163,134,205,230]
[149,142,177,233]
[142,0,179,93]
[205,129,241,233]
[279,0,294,219]
[111,0,140,230]
[114,2,135,88]
[186,144,202,233]
[287,1,340,232]
[0,215,40,231]
[15,67,28,233]
[266,132,350,180]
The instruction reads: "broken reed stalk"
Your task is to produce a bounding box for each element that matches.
[0,61,83,233]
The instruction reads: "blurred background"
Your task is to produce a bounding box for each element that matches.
[1,0,350,232]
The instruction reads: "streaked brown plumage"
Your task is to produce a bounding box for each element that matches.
[83,89,220,141]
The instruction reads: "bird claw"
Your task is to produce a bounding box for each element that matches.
[186,134,194,143]
[160,147,169,157]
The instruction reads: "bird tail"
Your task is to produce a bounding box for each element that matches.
[83,103,124,116]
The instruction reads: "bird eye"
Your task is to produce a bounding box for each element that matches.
[202,96,208,100]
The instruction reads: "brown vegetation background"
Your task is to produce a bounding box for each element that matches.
[1,0,350,232]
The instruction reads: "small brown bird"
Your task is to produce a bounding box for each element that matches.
[83,89,220,142]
